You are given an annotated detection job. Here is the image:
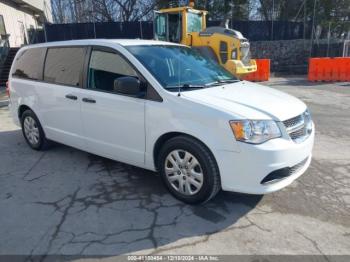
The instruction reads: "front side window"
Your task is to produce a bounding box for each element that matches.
[44,47,85,86]
[127,45,236,90]
[154,12,167,41]
[88,49,137,92]
[12,48,46,80]
[187,12,202,33]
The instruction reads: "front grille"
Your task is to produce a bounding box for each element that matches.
[290,128,306,140]
[283,111,312,143]
[261,157,309,185]
[283,114,303,128]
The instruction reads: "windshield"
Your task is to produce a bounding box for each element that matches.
[126,45,237,90]
[187,12,202,33]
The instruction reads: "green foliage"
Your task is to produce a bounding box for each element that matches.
[308,0,350,37]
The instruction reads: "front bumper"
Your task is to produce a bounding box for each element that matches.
[216,124,315,194]
[225,59,257,76]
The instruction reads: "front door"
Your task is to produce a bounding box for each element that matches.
[80,47,145,166]
[168,13,182,43]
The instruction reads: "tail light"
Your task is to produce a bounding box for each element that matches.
[6,81,10,98]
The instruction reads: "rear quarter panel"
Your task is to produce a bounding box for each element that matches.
[8,77,41,126]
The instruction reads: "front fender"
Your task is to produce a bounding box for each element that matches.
[144,99,240,170]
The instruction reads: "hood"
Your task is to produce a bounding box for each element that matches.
[182,81,306,121]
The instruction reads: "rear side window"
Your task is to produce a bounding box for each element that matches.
[12,48,46,80]
[44,47,85,87]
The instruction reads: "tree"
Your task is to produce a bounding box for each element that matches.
[51,0,349,38]
[310,0,350,38]
[52,0,162,23]
[194,0,249,22]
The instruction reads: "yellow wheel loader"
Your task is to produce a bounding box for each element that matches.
[153,0,257,78]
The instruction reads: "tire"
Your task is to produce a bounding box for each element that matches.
[21,109,51,150]
[157,136,221,204]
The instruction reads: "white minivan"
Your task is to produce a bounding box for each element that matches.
[8,39,314,204]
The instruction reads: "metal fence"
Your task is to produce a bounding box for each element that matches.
[39,20,309,43]
[208,20,309,41]
[28,20,347,74]
[311,41,345,58]
[43,22,154,42]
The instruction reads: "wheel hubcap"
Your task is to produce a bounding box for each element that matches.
[164,150,204,196]
[23,116,40,145]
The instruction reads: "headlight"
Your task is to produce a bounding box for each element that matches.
[230,120,281,144]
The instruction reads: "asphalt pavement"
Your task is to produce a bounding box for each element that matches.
[0,77,349,259]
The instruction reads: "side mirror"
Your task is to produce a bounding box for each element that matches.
[114,76,141,96]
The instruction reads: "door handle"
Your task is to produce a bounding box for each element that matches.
[65,94,78,100]
[82,98,96,103]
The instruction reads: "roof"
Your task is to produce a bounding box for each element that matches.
[203,27,246,40]
[11,0,46,13]
[21,39,183,50]
[158,6,207,14]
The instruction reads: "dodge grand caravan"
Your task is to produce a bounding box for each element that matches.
[8,40,314,204]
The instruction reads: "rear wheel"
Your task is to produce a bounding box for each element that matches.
[21,110,50,150]
[158,136,221,204]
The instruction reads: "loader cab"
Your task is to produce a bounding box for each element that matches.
[154,7,207,44]
[153,4,257,78]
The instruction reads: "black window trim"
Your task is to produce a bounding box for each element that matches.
[83,45,163,102]
[43,45,87,89]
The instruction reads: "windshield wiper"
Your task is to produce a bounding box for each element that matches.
[207,79,240,86]
[165,84,206,91]
[166,79,240,91]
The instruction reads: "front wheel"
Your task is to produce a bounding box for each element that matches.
[158,136,221,204]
